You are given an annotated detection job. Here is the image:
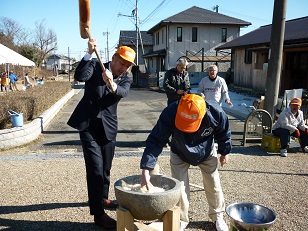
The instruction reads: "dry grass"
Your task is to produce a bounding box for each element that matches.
[0,81,71,129]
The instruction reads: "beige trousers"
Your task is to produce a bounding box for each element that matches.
[170,149,225,222]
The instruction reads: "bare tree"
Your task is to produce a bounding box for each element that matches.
[0,17,35,61]
[0,17,25,50]
[34,19,57,67]
[0,17,58,67]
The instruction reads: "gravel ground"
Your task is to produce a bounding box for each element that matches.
[0,149,307,231]
[0,88,307,230]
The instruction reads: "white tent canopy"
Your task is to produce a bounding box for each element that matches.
[0,43,35,66]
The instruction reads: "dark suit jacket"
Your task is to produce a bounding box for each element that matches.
[67,58,131,141]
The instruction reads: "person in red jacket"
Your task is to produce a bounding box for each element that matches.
[1,72,9,92]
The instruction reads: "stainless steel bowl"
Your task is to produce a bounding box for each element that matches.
[226,202,277,231]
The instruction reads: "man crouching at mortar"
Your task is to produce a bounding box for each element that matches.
[140,94,231,231]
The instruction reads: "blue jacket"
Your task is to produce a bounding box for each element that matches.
[140,99,232,170]
[9,73,18,83]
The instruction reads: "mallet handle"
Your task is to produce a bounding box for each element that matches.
[85,28,115,93]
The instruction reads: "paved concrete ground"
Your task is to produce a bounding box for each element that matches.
[0,86,257,155]
[0,87,307,231]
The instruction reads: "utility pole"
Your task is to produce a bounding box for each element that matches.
[102,30,110,62]
[264,0,288,120]
[53,47,58,77]
[68,47,70,82]
[135,0,138,65]
[118,1,139,64]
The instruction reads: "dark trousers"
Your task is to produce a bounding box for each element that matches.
[167,98,179,106]
[79,119,115,217]
[273,128,308,149]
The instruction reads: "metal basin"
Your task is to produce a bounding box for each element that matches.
[226,202,277,231]
[114,174,181,221]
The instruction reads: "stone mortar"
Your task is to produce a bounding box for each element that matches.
[114,174,181,221]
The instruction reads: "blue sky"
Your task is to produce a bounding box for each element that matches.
[1,0,307,61]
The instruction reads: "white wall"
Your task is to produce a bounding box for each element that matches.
[46,57,70,71]
[152,24,239,71]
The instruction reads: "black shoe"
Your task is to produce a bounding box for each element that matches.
[94,213,116,229]
[103,199,118,209]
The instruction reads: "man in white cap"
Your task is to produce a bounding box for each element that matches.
[272,97,308,157]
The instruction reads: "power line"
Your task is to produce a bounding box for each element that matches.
[218,7,271,25]
[139,0,172,27]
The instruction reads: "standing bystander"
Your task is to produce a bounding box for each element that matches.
[163,58,191,105]
[23,73,33,90]
[197,65,233,107]
[1,72,9,92]
[8,70,19,91]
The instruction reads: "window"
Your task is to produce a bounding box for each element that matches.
[156,32,159,45]
[244,48,252,64]
[192,27,198,42]
[222,28,227,42]
[255,52,269,69]
[177,27,182,42]
[162,29,164,44]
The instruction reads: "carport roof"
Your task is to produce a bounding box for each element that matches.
[186,56,231,62]
[143,49,166,58]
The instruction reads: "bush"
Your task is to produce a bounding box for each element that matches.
[0,82,72,129]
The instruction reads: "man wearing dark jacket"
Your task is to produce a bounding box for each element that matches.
[140,94,231,231]
[67,38,136,229]
[163,58,191,105]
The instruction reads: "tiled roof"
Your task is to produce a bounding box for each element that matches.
[47,54,63,60]
[119,31,153,46]
[147,6,251,34]
[216,16,308,50]
[142,49,166,58]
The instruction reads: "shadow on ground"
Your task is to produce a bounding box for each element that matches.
[0,202,104,231]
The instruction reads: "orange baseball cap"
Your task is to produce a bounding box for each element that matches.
[175,94,206,133]
[290,97,302,106]
[116,46,136,65]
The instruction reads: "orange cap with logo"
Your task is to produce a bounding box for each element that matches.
[290,97,302,106]
[175,94,206,133]
[116,46,136,65]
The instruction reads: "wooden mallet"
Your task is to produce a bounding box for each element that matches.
[78,0,115,93]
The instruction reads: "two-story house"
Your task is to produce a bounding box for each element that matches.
[143,6,251,75]
[118,30,153,85]
[45,54,70,73]
[118,30,153,72]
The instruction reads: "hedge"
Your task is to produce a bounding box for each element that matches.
[0,82,71,129]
